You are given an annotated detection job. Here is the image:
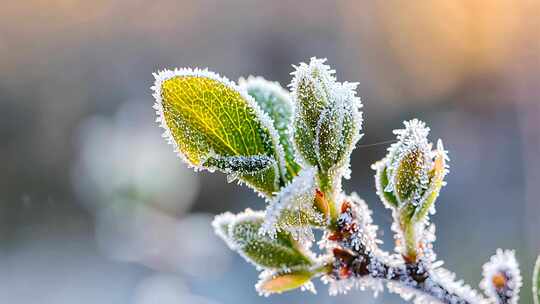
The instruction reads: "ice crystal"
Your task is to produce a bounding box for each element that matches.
[480,249,522,304]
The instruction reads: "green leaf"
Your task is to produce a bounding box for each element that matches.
[240,76,301,182]
[223,210,313,269]
[291,58,335,168]
[256,268,314,296]
[293,118,319,166]
[372,160,399,208]
[534,254,540,304]
[414,144,448,221]
[152,68,286,197]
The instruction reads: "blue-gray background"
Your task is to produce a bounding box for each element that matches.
[1,1,539,303]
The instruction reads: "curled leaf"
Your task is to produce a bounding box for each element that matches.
[152,68,287,197]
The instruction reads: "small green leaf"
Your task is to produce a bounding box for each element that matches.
[414,143,447,221]
[152,69,286,197]
[224,210,313,269]
[316,83,361,173]
[293,118,319,166]
[240,76,301,181]
[534,254,540,304]
[256,269,314,296]
[372,161,399,208]
[291,58,335,168]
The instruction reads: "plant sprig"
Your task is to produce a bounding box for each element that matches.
[151,57,536,303]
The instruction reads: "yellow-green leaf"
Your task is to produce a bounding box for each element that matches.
[152,68,286,197]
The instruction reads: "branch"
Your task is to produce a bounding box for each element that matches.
[331,247,484,304]
[324,196,488,304]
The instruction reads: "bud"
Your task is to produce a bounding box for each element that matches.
[480,249,523,304]
[373,119,449,216]
[290,58,363,175]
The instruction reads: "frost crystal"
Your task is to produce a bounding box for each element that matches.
[260,166,320,241]
[480,249,522,304]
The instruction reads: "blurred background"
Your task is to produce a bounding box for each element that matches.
[1,1,539,303]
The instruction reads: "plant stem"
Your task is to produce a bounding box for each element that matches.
[317,171,338,228]
[399,204,419,263]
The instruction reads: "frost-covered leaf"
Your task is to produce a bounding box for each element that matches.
[533,254,540,304]
[372,160,399,208]
[480,249,522,304]
[213,209,313,269]
[256,269,315,296]
[291,57,334,134]
[152,68,287,197]
[261,167,326,241]
[240,76,301,181]
[211,211,235,247]
[315,82,362,173]
[291,58,363,178]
